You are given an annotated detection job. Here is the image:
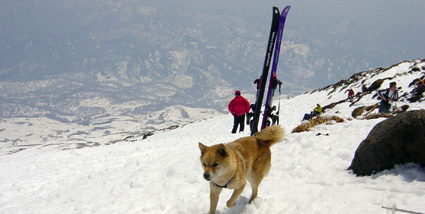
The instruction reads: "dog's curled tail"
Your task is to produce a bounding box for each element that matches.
[254,125,285,147]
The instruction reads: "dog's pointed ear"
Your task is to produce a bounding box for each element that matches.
[217,143,227,157]
[198,142,207,155]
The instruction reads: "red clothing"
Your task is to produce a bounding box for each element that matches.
[345,89,354,97]
[228,95,250,116]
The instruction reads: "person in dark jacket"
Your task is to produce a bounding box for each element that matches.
[377,82,399,113]
[228,90,251,133]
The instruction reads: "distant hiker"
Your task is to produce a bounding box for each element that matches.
[302,111,314,121]
[345,89,355,99]
[254,78,261,90]
[302,104,322,121]
[377,82,399,113]
[228,90,250,133]
[313,104,322,117]
[253,77,262,99]
[419,78,425,86]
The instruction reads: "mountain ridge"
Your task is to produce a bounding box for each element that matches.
[1,1,424,151]
[2,57,423,155]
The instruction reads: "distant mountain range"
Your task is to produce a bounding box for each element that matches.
[1,1,424,131]
[1,57,423,155]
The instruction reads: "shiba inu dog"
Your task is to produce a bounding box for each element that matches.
[198,125,285,214]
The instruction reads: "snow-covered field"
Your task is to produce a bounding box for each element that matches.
[1,114,424,214]
[0,105,223,155]
[1,60,425,213]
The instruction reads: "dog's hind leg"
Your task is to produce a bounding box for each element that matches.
[247,159,271,203]
[247,176,261,204]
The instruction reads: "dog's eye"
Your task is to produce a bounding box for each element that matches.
[203,163,206,167]
[213,163,219,167]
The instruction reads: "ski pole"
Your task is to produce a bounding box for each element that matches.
[382,206,424,214]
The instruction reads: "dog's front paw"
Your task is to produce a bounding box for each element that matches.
[226,200,236,208]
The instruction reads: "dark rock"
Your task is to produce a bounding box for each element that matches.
[408,85,425,103]
[142,132,154,139]
[349,110,425,176]
[366,79,384,92]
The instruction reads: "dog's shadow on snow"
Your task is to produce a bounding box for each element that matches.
[209,196,259,214]
[202,196,265,214]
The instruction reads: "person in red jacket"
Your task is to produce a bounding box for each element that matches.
[228,90,251,133]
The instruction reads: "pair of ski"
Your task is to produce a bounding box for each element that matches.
[249,5,291,136]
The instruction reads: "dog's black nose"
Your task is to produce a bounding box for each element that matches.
[203,173,211,180]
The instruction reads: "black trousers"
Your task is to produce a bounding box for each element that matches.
[232,114,245,133]
[379,100,391,113]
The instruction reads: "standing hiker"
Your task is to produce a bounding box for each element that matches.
[345,89,355,100]
[377,82,399,113]
[228,90,250,133]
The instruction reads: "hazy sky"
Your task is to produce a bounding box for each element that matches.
[289,0,425,27]
[3,1,424,35]
[173,0,425,28]
[1,0,424,80]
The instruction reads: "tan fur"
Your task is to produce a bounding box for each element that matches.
[198,125,285,214]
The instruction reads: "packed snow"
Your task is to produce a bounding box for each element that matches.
[1,60,425,213]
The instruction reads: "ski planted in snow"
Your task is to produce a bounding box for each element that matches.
[249,7,280,136]
[260,5,291,130]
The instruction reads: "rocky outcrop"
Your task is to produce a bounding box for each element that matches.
[349,110,425,176]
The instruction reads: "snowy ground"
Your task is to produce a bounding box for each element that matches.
[1,60,425,213]
[1,113,424,214]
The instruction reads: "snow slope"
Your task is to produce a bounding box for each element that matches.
[1,59,425,213]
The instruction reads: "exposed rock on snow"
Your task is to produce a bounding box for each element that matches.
[349,110,425,176]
